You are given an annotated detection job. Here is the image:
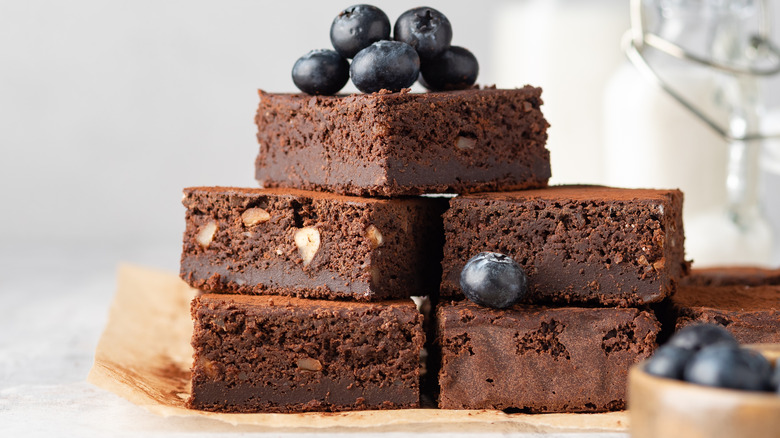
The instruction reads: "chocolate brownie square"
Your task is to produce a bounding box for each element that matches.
[180,187,446,301]
[436,300,659,412]
[189,294,424,413]
[672,284,780,344]
[440,186,687,306]
[255,87,551,197]
[681,266,780,287]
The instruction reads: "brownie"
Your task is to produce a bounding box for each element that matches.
[440,186,687,306]
[672,284,780,344]
[180,186,446,301]
[436,300,659,412]
[189,294,425,413]
[681,266,780,287]
[254,87,551,197]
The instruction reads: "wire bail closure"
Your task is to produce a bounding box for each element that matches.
[624,0,780,142]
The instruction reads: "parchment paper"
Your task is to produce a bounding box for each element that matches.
[87,264,630,433]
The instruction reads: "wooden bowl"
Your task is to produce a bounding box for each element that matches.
[628,344,780,438]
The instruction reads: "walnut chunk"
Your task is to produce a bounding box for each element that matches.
[196,221,218,248]
[455,136,476,150]
[241,207,271,227]
[371,266,381,286]
[366,225,384,249]
[653,258,665,271]
[297,357,323,371]
[294,227,320,266]
[197,357,220,379]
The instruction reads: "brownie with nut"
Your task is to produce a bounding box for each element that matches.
[180,186,447,301]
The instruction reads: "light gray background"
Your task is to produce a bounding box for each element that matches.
[0,0,497,250]
[0,0,637,252]
[2,0,778,260]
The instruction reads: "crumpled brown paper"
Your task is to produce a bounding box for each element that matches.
[87,264,630,433]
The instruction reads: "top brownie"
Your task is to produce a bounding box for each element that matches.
[255,87,551,197]
[440,186,687,306]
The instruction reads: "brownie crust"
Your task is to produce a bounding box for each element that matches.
[440,186,687,306]
[436,300,659,412]
[255,87,551,197]
[673,284,780,344]
[180,187,446,301]
[189,294,425,413]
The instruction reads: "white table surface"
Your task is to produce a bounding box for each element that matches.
[0,242,627,438]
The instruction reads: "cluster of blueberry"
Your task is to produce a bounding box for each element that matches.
[292,5,479,95]
[460,252,528,309]
[645,324,780,393]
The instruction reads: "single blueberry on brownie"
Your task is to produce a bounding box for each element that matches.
[683,344,772,391]
[292,49,350,95]
[394,7,452,60]
[350,40,420,93]
[460,252,527,309]
[330,4,391,59]
[420,46,478,91]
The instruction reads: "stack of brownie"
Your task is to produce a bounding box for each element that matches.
[179,86,553,412]
[178,84,703,413]
[435,186,687,412]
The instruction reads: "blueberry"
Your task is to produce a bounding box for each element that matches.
[420,46,479,91]
[667,323,738,351]
[291,49,349,95]
[394,7,452,60]
[644,345,696,380]
[330,4,391,59]
[460,252,528,309]
[683,345,772,391]
[350,41,420,93]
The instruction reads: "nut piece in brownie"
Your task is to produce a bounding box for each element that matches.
[180,187,446,300]
[672,284,780,344]
[680,266,780,287]
[440,186,687,306]
[255,87,551,197]
[436,300,659,412]
[189,294,425,413]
